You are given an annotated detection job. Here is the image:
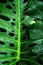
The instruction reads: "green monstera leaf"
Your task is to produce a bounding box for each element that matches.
[0,0,29,65]
[0,0,43,65]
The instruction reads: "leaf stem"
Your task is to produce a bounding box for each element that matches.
[17,0,21,61]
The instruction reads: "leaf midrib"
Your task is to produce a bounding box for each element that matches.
[17,0,21,61]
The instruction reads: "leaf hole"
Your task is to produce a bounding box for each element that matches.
[0,52,7,55]
[13,11,16,14]
[9,32,14,36]
[0,41,5,45]
[15,37,17,40]
[2,61,9,64]
[11,22,15,25]
[0,15,10,21]
[6,5,12,9]
[13,18,15,21]
[12,4,15,6]
[11,53,15,56]
[0,27,7,32]
[9,43,15,47]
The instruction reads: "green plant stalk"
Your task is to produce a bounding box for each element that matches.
[17,0,21,61]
